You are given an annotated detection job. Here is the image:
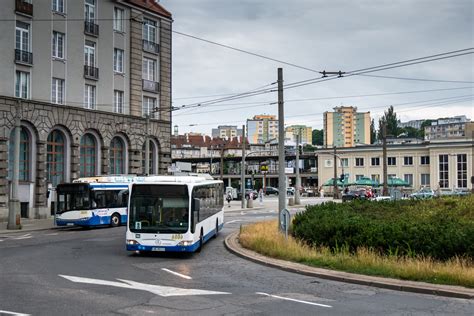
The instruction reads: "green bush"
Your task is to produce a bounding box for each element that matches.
[292,196,474,260]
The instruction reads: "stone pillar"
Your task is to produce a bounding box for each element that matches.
[101,146,109,175]
[129,149,142,175]
[34,141,48,219]
[0,138,8,221]
[70,143,80,180]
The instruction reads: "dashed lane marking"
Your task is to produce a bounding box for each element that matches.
[256,292,332,308]
[161,268,192,280]
[0,310,31,316]
[44,233,59,236]
[226,220,242,224]
[12,234,33,240]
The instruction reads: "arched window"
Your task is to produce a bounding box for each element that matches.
[110,137,125,174]
[47,130,65,186]
[9,127,30,181]
[80,134,96,177]
[141,140,158,174]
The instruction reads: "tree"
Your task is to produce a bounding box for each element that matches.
[312,129,323,146]
[370,118,377,144]
[378,105,399,138]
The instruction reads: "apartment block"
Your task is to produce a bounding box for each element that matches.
[424,116,472,140]
[0,0,173,221]
[285,125,312,145]
[211,125,242,138]
[247,115,278,144]
[323,106,370,148]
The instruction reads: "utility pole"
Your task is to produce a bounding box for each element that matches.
[241,125,246,209]
[210,145,213,175]
[277,68,286,230]
[333,146,339,199]
[144,114,150,175]
[294,132,301,205]
[220,146,224,180]
[382,123,388,196]
[8,100,21,230]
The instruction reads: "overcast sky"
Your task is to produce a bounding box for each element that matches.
[160,0,473,135]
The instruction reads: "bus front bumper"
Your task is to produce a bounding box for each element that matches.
[126,242,200,253]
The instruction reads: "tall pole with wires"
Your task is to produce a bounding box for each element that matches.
[277,68,286,230]
[382,123,388,196]
[241,125,246,209]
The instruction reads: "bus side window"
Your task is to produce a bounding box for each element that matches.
[117,190,129,207]
[191,198,200,234]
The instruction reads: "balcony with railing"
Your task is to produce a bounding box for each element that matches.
[142,79,160,93]
[15,0,33,16]
[84,20,99,37]
[14,49,33,65]
[84,65,99,80]
[142,39,159,54]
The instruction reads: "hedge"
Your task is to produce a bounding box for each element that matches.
[292,196,474,260]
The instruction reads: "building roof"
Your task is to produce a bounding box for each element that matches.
[124,0,172,19]
[171,135,250,150]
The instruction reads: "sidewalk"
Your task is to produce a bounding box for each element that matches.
[0,217,56,235]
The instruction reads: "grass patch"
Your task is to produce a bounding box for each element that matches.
[239,220,474,288]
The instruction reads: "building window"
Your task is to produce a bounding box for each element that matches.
[80,134,96,177]
[420,156,430,165]
[47,130,66,186]
[114,90,123,114]
[143,18,156,43]
[84,0,96,22]
[52,0,65,13]
[371,174,380,184]
[388,157,396,166]
[84,41,95,67]
[110,137,125,174]
[404,174,413,186]
[9,127,30,181]
[52,31,65,59]
[457,154,467,188]
[439,154,449,188]
[52,78,64,104]
[404,156,413,165]
[15,71,29,99]
[142,140,157,174]
[143,97,157,118]
[113,7,124,32]
[371,157,380,166]
[84,84,96,109]
[142,58,155,81]
[421,174,430,186]
[355,174,364,181]
[16,21,30,53]
[340,158,349,167]
[114,48,124,73]
[355,157,364,167]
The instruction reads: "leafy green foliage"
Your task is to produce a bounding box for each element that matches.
[312,129,323,146]
[292,196,474,260]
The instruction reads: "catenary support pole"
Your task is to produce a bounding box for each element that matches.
[382,123,388,196]
[277,68,286,231]
[241,125,246,209]
[8,100,21,230]
[333,146,339,199]
[295,133,301,205]
[145,114,150,175]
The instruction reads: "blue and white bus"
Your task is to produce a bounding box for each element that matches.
[126,175,224,253]
[55,176,135,227]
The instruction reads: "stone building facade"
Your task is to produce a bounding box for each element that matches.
[0,0,173,221]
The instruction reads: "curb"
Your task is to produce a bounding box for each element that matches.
[224,231,474,300]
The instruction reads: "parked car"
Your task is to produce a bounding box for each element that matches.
[342,189,369,202]
[410,188,435,199]
[263,187,279,196]
[237,189,258,200]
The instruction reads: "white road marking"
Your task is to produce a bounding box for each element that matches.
[59,275,229,297]
[0,310,31,316]
[0,240,4,242]
[161,268,192,280]
[256,292,332,308]
[44,233,58,236]
[226,220,242,224]
[13,234,32,240]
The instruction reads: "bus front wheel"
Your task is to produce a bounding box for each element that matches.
[110,213,121,227]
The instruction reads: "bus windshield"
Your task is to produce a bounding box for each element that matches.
[56,184,91,213]
[129,184,189,234]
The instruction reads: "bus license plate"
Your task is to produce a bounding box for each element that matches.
[67,223,74,226]
[152,247,165,252]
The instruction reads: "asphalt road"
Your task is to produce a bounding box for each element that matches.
[0,197,472,315]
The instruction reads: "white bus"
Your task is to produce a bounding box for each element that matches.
[55,176,135,227]
[126,175,224,253]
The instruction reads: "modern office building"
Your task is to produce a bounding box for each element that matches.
[285,125,312,145]
[424,116,472,140]
[0,0,173,221]
[211,125,242,138]
[247,114,278,144]
[323,106,370,148]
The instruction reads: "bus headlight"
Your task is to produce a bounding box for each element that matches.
[178,240,193,246]
[127,239,140,245]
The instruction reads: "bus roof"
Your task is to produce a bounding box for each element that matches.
[73,174,220,184]
[73,175,137,183]
[136,175,222,184]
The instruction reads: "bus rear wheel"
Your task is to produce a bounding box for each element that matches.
[110,213,121,227]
